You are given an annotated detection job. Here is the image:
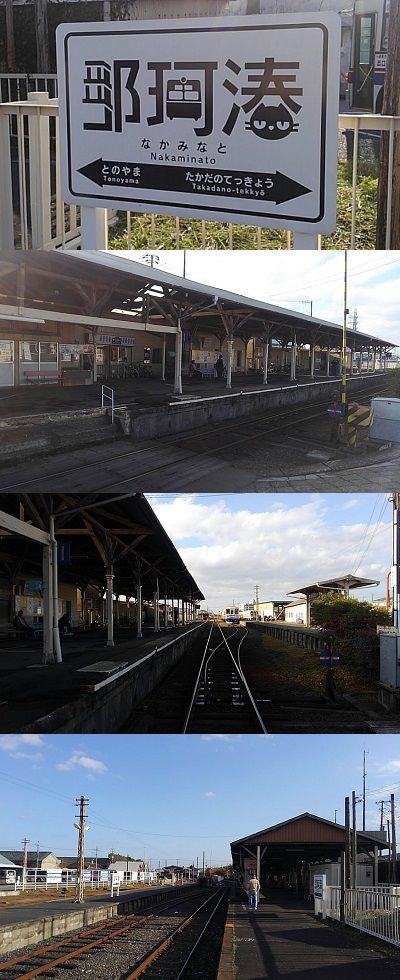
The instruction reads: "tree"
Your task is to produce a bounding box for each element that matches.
[311,593,390,679]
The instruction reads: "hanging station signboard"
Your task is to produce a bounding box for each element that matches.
[57,13,340,234]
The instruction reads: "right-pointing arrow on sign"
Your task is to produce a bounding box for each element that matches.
[77,158,312,206]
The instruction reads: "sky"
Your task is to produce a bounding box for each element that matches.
[146,492,392,612]
[119,250,400,350]
[0,734,399,867]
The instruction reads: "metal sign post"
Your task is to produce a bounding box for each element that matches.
[56,13,340,247]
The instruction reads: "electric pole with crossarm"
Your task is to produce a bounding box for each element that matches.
[74,797,90,904]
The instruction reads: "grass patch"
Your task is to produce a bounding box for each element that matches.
[108,163,377,251]
[260,635,371,696]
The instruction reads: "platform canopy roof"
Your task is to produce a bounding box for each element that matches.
[0,251,395,352]
[287,574,380,597]
[231,813,386,869]
[0,493,204,601]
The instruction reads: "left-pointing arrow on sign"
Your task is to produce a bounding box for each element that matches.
[77,158,312,206]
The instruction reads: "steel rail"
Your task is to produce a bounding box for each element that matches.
[183,626,267,734]
[0,891,201,979]
[217,626,268,735]
[1,913,154,980]
[0,402,327,494]
[0,377,390,493]
[0,916,133,973]
[181,624,214,734]
[124,889,224,979]
[174,887,228,980]
[182,626,239,733]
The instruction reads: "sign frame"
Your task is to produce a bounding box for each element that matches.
[57,12,340,235]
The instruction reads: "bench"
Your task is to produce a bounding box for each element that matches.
[24,370,64,386]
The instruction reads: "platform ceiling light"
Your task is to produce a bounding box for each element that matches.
[0,313,45,324]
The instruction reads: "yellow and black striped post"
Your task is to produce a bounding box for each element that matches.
[347,402,371,447]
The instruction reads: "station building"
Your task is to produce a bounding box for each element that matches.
[231,812,387,894]
[0,252,394,393]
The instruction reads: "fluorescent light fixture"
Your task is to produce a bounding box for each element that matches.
[0,312,46,324]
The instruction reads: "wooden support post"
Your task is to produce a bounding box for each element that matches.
[36,0,50,74]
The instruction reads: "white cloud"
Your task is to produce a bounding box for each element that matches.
[205,791,216,797]
[342,499,360,511]
[0,734,44,755]
[56,753,108,775]
[378,760,400,774]
[150,496,391,611]
[201,735,242,742]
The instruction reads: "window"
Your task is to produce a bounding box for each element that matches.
[40,343,57,364]
[143,348,151,363]
[20,342,38,363]
[151,348,161,364]
[0,341,13,363]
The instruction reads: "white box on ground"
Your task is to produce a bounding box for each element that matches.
[370,398,400,443]
[56,12,340,235]
[380,631,400,689]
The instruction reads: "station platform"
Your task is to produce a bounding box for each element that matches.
[0,623,201,733]
[0,372,343,421]
[0,883,195,955]
[217,890,400,979]
[0,883,181,928]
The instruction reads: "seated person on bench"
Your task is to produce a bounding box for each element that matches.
[13,609,37,638]
[189,360,203,381]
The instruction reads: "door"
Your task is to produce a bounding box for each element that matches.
[353,14,376,110]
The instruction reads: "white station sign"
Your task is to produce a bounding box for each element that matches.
[57,13,340,234]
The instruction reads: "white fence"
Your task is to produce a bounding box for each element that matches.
[0,92,399,250]
[0,73,58,103]
[2,869,158,893]
[327,885,400,947]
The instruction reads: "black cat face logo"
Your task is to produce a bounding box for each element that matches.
[245,103,299,140]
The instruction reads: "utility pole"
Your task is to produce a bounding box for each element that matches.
[351,791,357,889]
[362,748,367,832]
[36,0,50,74]
[74,797,89,904]
[340,251,349,440]
[22,838,30,892]
[376,0,400,248]
[344,796,351,890]
[36,841,40,870]
[255,584,259,619]
[391,794,397,885]
[351,791,362,889]
[376,799,386,832]
[392,493,400,628]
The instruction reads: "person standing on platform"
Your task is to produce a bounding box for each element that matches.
[215,355,224,380]
[247,874,260,911]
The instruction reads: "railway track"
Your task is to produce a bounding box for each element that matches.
[0,889,227,980]
[123,625,375,734]
[183,626,267,734]
[0,377,391,492]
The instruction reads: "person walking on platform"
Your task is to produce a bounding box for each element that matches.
[247,874,260,911]
[215,354,224,380]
